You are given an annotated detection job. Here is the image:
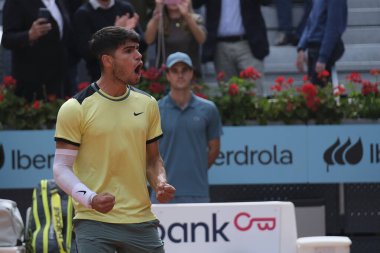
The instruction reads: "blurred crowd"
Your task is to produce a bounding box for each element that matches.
[0,0,347,101]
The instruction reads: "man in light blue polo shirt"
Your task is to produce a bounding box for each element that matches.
[151,52,223,203]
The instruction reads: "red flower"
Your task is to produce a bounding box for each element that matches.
[361,81,378,96]
[286,77,294,86]
[239,66,261,80]
[148,82,165,94]
[302,75,309,82]
[301,83,318,98]
[216,71,225,81]
[228,83,239,96]
[370,69,380,76]
[333,85,346,96]
[195,92,208,99]
[306,96,320,112]
[274,76,285,85]
[32,100,40,109]
[0,92,4,102]
[271,84,282,92]
[317,70,330,79]
[346,72,362,83]
[77,82,90,91]
[2,75,17,88]
[142,67,162,81]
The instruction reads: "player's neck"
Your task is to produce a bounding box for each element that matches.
[96,77,128,97]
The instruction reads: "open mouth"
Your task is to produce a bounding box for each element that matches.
[134,63,143,75]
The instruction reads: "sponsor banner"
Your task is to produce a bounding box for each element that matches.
[152,202,284,253]
[308,125,380,183]
[209,126,309,184]
[0,125,379,189]
[0,130,55,189]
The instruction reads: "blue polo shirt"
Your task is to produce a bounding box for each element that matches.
[157,93,223,198]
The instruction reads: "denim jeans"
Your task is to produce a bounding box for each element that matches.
[307,39,345,86]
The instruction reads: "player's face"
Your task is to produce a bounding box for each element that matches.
[166,62,193,91]
[111,41,143,85]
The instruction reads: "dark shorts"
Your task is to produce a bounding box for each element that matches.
[74,219,164,253]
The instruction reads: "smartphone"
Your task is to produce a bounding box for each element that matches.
[38,7,51,22]
[164,0,181,4]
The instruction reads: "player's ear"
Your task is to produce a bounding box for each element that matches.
[101,54,113,68]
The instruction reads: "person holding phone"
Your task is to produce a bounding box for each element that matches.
[1,0,71,101]
[145,0,206,79]
[29,8,51,34]
[73,0,147,82]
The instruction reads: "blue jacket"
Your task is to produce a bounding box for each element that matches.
[193,0,270,62]
[298,0,347,63]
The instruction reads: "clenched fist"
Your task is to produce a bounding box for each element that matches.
[91,192,115,213]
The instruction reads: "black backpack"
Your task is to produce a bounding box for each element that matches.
[26,179,76,253]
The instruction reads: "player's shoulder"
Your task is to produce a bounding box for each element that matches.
[129,86,156,101]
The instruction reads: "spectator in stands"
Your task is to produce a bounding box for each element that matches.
[73,0,147,81]
[145,0,206,79]
[127,0,155,29]
[295,0,347,86]
[151,52,223,204]
[274,0,312,46]
[65,0,87,95]
[1,0,71,100]
[192,0,270,97]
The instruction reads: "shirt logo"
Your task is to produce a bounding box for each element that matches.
[77,190,87,195]
[134,112,144,116]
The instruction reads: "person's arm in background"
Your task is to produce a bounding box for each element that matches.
[146,141,176,203]
[207,103,223,169]
[145,0,163,44]
[316,0,347,73]
[179,0,206,44]
[208,138,220,168]
[117,1,148,53]
[1,0,52,48]
[295,10,311,73]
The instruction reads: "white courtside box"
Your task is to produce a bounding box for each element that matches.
[152,201,298,253]
[0,246,25,253]
[297,236,351,253]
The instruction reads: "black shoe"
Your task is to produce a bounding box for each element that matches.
[275,33,299,46]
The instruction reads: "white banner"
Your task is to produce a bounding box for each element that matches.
[152,202,298,253]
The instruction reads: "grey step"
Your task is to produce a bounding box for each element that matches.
[268,26,380,45]
[262,6,305,30]
[265,44,380,74]
[265,46,299,74]
[336,44,380,71]
[262,6,380,30]
[342,27,380,44]
[348,8,380,26]
[348,0,380,8]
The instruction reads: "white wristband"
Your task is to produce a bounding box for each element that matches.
[71,183,97,208]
